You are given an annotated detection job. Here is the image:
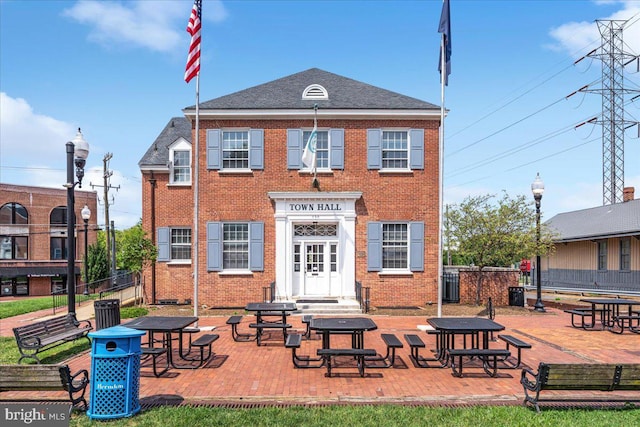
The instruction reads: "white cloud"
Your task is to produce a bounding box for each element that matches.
[63,0,228,53]
[0,92,140,229]
[548,1,640,57]
[0,92,76,168]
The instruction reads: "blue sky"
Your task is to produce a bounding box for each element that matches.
[1,0,639,230]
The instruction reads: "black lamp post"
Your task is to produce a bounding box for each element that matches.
[531,173,545,312]
[65,129,89,315]
[81,205,91,296]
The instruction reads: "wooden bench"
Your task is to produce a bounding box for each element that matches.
[563,308,606,329]
[317,348,377,377]
[365,333,403,368]
[521,362,640,412]
[448,348,511,377]
[0,364,89,410]
[497,334,531,369]
[12,314,93,364]
[249,322,291,346]
[226,315,256,342]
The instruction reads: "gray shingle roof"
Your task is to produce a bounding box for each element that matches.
[185,68,439,110]
[141,69,439,167]
[138,117,191,167]
[546,199,640,242]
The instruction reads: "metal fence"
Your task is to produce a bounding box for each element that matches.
[52,271,141,314]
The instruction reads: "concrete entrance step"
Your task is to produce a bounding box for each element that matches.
[293,299,362,315]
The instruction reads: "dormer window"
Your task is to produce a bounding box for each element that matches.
[168,138,191,185]
[302,84,328,100]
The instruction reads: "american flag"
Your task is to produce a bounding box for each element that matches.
[184,0,202,83]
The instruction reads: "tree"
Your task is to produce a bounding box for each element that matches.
[446,192,555,305]
[86,240,110,288]
[116,221,157,273]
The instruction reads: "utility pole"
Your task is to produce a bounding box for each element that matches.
[91,153,119,281]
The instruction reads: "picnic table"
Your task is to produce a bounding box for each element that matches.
[122,316,216,373]
[427,317,508,377]
[566,298,640,332]
[309,317,378,377]
[245,302,297,345]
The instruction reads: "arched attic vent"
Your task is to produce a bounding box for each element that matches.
[302,84,328,100]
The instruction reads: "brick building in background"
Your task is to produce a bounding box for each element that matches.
[139,69,442,308]
[0,183,98,297]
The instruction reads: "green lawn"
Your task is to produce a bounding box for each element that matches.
[68,404,639,427]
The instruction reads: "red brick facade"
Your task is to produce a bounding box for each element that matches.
[139,70,443,309]
[0,183,98,297]
[458,268,520,307]
[141,117,440,308]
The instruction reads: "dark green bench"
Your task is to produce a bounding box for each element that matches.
[521,362,640,412]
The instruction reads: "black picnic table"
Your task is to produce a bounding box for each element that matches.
[245,302,297,345]
[578,298,640,331]
[309,317,378,350]
[427,317,505,362]
[122,316,198,369]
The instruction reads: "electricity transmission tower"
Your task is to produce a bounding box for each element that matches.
[583,20,639,205]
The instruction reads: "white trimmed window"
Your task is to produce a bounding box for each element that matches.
[223,223,249,270]
[382,223,408,270]
[302,130,329,170]
[382,131,408,169]
[171,228,191,260]
[222,131,249,170]
[169,139,191,184]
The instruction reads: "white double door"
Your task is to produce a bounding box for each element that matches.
[295,240,338,296]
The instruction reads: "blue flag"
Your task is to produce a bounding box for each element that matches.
[438,0,451,86]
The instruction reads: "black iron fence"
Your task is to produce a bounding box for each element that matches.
[355,281,370,313]
[52,271,140,314]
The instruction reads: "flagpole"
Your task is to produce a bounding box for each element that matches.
[437,20,446,319]
[193,73,200,322]
[312,104,319,189]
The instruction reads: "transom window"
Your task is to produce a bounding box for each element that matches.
[382,131,408,169]
[382,223,408,269]
[223,223,249,269]
[0,202,28,225]
[302,130,329,170]
[173,150,191,183]
[223,131,249,169]
[171,228,191,260]
[294,223,337,237]
[50,206,67,225]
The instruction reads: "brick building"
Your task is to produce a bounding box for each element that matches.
[0,183,98,297]
[139,69,442,308]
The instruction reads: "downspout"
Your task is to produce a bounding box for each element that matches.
[149,172,157,304]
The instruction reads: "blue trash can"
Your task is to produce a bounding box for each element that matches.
[87,325,146,420]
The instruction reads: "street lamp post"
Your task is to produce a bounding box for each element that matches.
[65,129,89,315]
[81,205,91,296]
[531,173,545,312]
